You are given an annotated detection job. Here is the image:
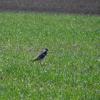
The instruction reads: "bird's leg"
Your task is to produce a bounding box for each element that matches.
[39,60,43,66]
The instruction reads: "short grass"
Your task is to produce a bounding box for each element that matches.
[0,12,100,100]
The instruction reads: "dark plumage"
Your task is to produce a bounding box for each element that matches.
[33,48,48,62]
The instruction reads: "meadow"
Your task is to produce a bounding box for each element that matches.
[0,12,100,100]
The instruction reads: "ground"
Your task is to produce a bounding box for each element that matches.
[0,12,100,100]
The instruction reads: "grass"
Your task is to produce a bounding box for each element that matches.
[0,12,100,100]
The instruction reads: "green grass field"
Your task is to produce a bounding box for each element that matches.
[0,12,100,100]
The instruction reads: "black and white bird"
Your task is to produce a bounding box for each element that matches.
[33,48,48,62]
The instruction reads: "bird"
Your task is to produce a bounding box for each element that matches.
[33,48,48,62]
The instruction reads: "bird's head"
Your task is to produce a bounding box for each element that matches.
[44,48,48,51]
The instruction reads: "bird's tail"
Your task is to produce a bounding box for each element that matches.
[32,58,38,62]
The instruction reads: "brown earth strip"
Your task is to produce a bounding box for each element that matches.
[0,0,100,15]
